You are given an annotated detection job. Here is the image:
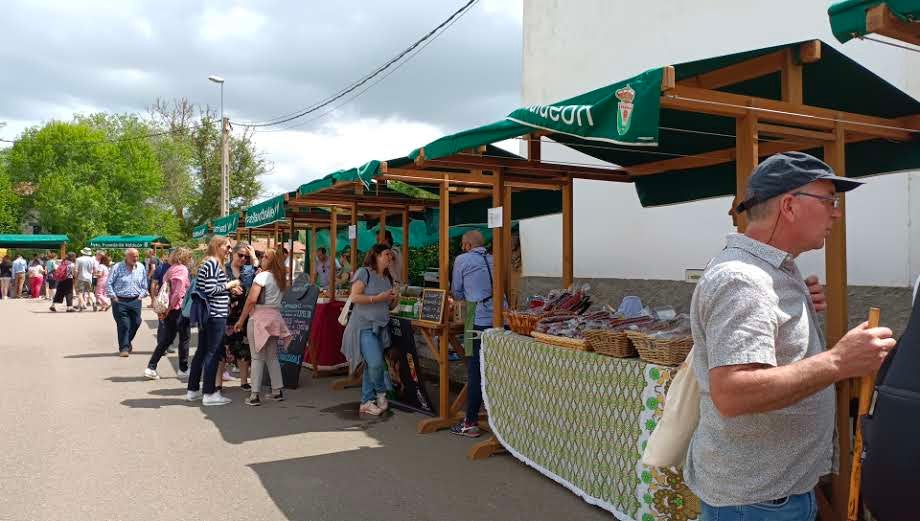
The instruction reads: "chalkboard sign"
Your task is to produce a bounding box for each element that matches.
[419,288,447,324]
[385,317,435,416]
[275,272,319,389]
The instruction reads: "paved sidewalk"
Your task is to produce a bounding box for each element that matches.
[0,298,610,520]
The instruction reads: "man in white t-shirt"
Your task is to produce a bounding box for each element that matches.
[75,247,98,311]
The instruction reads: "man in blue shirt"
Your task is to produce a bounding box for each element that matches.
[449,230,501,438]
[106,248,149,357]
[11,254,27,298]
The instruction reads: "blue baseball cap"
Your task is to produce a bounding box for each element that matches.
[735,152,864,213]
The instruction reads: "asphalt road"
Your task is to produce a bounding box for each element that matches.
[0,297,611,521]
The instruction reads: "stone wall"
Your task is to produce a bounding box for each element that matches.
[520,276,915,337]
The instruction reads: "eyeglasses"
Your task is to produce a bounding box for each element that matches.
[793,192,840,209]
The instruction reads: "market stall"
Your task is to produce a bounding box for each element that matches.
[829,0,920,45]
[0,234,70,259]
[87,235,171,255]
[389,39,920,521]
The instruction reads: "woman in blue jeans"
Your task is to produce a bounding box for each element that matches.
[340,244,396,416]
[186,236,240,406]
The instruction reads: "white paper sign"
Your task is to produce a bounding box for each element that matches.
[348,225,357,240]
[488,206,503,228]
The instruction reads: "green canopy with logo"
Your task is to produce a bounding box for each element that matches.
[0,234,70,248]
[192,224,209,241]
[244,195,286,229]
[828,0,920,42]
[212,214,239,236]
[88,236,171,249]
[409,67,664,161]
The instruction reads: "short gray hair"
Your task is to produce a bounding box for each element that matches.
[462,230,484,248]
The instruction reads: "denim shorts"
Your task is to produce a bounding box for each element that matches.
[701,491,816,521]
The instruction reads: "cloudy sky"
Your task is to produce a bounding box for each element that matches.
[0,0,522,196]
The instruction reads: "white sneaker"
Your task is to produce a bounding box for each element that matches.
[222,371,238,381]
[143,368,160,380]
[176,369,189,380]
[359,401,383,416]
[203,392,232,406]
[185,390,203,401]
[376,392,389,411]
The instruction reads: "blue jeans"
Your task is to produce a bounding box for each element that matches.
[702,491,816,521]
[360,328,388,403]
[111,298,142,352]
[465,324,489,423]
[188,316,227,394]
[148,310,190,372]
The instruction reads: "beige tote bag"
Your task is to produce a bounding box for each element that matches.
[641,346,700,468]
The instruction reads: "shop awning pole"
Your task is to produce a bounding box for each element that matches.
[350,203,358,273]
[493,169,506,328]
[401,207,409,283]
[289,216,295,286]
[562,179,574,288]
[309,226,316,283]
[329,207,337,295]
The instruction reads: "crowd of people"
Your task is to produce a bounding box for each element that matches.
[0,248,116,309]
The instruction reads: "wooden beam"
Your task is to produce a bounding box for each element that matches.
[449,186,492,194]
[438,180,451,421]
[329,208,337,295]
[757,123,834,141]
[378,209,387,244]
[562,178,574,287]
[679,51,785,90]
[350,203,357,275]
[382,170,496,187]
[527,133,541,162]
[309,226,316,282]
[492,170,505,328]
[823,122,852,521]
[799,39,822,64]
[401,207,409,283]
[502,186,513,302]
[660,65,676,91]
[662,85,914,141]
[867,3,920,45]
[781,49,803,105]
[288,216,295,286]
[735,113,758,232]
[420,155,630,181]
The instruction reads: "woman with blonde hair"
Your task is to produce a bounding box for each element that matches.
[145,247,193,380]
[187,236,239,406]
[234,247,291,406]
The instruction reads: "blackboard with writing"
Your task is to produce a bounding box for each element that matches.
[385,317,435,416]
[276,272,319,389]
[419,288,447,324]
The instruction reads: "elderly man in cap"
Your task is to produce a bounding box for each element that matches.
[686,152,897,520]
[74,247,98,311]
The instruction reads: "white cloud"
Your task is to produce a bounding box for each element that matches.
[198,5,267,43]
[250,115,445,196]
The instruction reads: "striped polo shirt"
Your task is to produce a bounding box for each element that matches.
[196,258,229,318]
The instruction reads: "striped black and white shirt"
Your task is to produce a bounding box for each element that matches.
[196,258,229,318]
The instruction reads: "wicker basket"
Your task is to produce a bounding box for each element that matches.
[531,331,590,351]
[583,329,637,358]
[504,310,544,336]
[631,333,693,366]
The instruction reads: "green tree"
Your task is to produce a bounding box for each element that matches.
[0,149,22,233]
[6,114,179,245]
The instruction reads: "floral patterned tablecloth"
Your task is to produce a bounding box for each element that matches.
[481,330,699,521]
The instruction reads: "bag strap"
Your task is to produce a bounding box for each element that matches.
[477,251,494,303]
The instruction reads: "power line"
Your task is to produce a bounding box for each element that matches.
[234,0,479,129]
[253,0,474,134]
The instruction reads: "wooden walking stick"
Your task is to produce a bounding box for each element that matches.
[847,306,881,521]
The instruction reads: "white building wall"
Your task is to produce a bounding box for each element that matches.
[520,0,920,287]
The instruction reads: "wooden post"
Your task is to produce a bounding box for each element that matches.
[247,228,252,245]
[503,185,513,304]
[329,209,337,295]
[561,178,574,288]
[273,222,279,249]
[781,49,803,105]
[350,204,358,273]
[288,216,295,286]
[492,169,505,328]
[309,226,316,282]
[401,207,410,283]
[379,209,387,244]
[527,133,541,162]
[849,307,881,521]
[824,121,852,521]
[735,113,759,232]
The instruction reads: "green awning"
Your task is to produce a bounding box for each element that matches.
[192,224,209,241]
[88,235,171,249]
[829,0,920,42]
[0,234,69,248]
[309,220,519,253]
[409,67,664,161]
[244,195,286,229]
[212,214,239,236]
[298,160,382,197]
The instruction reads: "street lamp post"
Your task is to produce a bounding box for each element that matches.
[208,75,229,217]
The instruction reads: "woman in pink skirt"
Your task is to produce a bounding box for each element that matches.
[94,253,112,311]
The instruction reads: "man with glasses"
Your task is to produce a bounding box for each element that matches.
[685,152,898,520]
[106,248,149,357]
